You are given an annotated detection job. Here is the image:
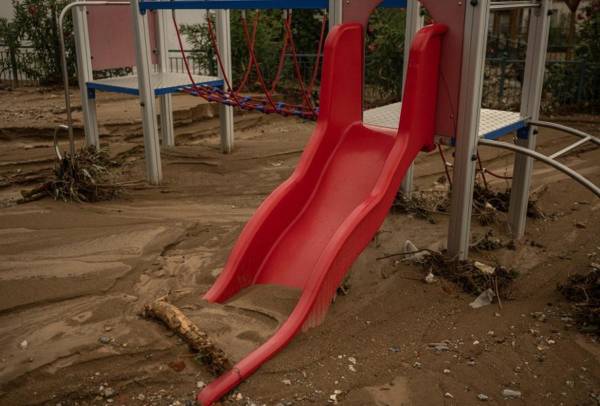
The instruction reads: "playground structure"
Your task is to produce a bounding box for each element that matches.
[55,0,600,404]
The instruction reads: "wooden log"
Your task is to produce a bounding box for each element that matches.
[143,297,231,375]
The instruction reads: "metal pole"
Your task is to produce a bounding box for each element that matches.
[328,0,343,29]
[72,1,100,147]
[507,0,550,238]
[447,0,491,260]
[157,9,175,147]
[215,9,234,153]
[57,1,129,156]
[479,139,600,197]
[130,0,162,184]
[399,0,422,197]
[528,120,600,145]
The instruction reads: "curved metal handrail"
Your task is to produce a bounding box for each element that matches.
[529,120,600,145]
[478,138,600,198]
[57,1,130,156]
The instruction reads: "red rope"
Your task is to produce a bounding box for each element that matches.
[236,12,259,93]
[283,14,314,112]
[438,145,453,188]
[307,13,328,96]
[205,12,241,106]
[238,11,278,111]
[270,12,291,93]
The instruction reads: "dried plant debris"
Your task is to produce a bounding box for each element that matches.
[391,182,543,226]
[143,297,232,375]
[558,268,599,335]
[392,191,449,223]
[20,146,121,203]
[386,249,518,299]
[471,230,506,251]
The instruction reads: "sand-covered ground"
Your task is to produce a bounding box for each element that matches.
[0,87,599,406]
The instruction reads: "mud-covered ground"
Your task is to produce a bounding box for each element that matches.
[0,87,599,406]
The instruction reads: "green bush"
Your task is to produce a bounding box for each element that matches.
[12,0,75,84]
[181,10,326,93]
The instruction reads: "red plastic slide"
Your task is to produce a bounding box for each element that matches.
[198,22,447,405]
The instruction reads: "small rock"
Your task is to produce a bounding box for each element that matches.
[413,361,422,368]
[443,369,451,374]
[424,271,437,284]
[444,392,454,399]
[234,392,243,401]
[282,379,292,385]
[389,347,401,353]
[137,394,145,401]
[104,326,113,332]
[19,340,28,350]
[196,381,206,389]
[575,222,586,229]
[477,393,489,401]
[428,342,449,352]
[348,357,357,365]
[501,389,522,399]
[98,336,111,345]
[103,387,116,398]
[348,364,356,372]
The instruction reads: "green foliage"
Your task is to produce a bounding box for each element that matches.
[12,0,75,84]
[0,18,20,79]
[181,10,325,91]
[576,0,600,62]
[365,9,406,104]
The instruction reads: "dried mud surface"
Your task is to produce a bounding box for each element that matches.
[0,88,599,405]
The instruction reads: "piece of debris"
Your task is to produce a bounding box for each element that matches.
[98,336,111,345]
[477,393,489,401]
[282,379,292,385]
[196,381,206,389]
[425,271,437,284]
[469,288,496,309]
[329,389,342,404]
[474,261,496,275]
[20,146,121,204]
[443,369,451,374]
[557,269,599,335]
[428,342,450,352]
[444,392,454,399]
[19,340,28,350]
[143,297,232,375]
[501,389,522,399]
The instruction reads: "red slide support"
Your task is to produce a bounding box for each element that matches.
[198,22,447,405]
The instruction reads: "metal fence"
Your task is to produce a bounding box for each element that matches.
[0,46,41,86]
[2,45,598,113]
[482,57,600,113]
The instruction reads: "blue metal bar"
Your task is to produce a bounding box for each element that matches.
[86,78,224,96]
[139,0,407,12]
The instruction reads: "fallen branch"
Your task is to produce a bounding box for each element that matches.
[143,297,231,375]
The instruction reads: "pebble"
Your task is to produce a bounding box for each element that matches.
[477,393,489,401]
[388,347,401,353]
[103,387,116,398]
[444,392,454,399]
[196,381,206,389]
[234,392,243,401]
[501,389,522,399]
[98,336,111,344]
[137,394,146,401]
[413,361,422,369]
[348,357,357,365]
[19,340,28,350]
[282,379,292,385]
[443,369,451,374]
[428,342,450,352]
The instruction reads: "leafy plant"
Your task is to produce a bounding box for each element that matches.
[12,0,76,84]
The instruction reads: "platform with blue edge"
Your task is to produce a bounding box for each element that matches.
[87,72,224,97]
[138,0,408,12]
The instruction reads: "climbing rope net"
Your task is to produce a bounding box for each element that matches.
[173,9,327,120]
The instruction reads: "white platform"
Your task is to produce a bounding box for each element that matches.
[87,72,223,96]
[363,102,528,140]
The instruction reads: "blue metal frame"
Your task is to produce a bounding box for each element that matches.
[482,119,528,141]
[139,0,407,12]
[86,78,225,96]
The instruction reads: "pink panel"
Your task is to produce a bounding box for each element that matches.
[88,7,158,70]
[420,0,466,138]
